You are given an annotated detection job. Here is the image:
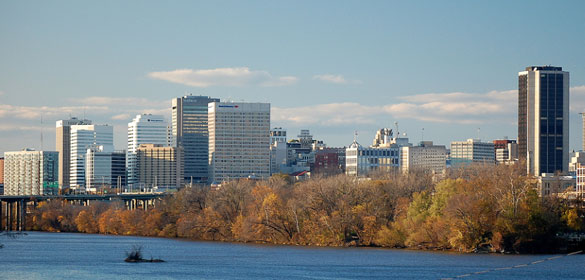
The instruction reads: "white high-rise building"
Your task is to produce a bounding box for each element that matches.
[127,114,169,186]
[208,102,270,183]
[70,124,113,189]
[56,117,92,189]
[3,149,58,195]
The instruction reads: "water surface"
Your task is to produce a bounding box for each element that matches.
[0,232,583,279]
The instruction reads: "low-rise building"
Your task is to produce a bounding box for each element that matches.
[312,147,346,176]
[3,149,58,195]
[450,139,495,167]
[494,139,518,165]
[538,173,575,197]
[346,128,407,177]
[400,141,447,175]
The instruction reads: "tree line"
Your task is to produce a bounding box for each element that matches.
[28,163,585,253]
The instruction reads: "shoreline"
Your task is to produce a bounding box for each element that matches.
[19,230,584,256]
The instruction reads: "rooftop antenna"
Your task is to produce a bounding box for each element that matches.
[394,121,399,137]
[40,114,44,150]
[354,130,358,142]
[421,127,424,142]
[477,127,481,140]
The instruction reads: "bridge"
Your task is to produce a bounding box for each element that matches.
[0,193,171,232]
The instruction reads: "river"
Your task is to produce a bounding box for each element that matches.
[0,232,583,279]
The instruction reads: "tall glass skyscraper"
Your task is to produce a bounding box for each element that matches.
[172,95,219,184]
[518,66,569,176]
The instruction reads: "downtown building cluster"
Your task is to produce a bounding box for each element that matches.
[1,65,584,199]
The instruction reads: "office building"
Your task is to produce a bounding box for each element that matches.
[518,66,569,176]
[3,149,58,195]
[70,124,113,189]
[493,139,518,165]
[85,145,126,191]
[127,114,168,186]
[137,144,183,190]
[172,95,220,183]
[270,128,288,175]
[450,139,495,167]
[208,102,270,183]
[400,141,447,174]
[346,129,406,177]
[312,147,346,176]
[56,117,92,189]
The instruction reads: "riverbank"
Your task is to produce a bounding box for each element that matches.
[23,165,585,254]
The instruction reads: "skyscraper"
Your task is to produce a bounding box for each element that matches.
[518,66,569,176]
[69,124,113,189]
[127,114,168,186]
[208,102,270,183]
[56,117,92,190]
[172,95,219,183]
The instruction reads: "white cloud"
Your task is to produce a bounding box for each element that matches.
[148,67,298,87]
[111,114,131,121]
[71,97,163,107]
[273,86,585,127]
[273,103,384,126]
[273,89,521,127]
[0,124,44,132]
[0,104,110,120]
[313,74,361,85]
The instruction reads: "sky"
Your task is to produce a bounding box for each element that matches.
[1,0,585,154]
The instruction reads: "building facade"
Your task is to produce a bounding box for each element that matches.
[518,66,569,176]
[56,117,92,189]
[400,141,447,174]
[137,144,183,190]
[172,95,220,184]
[208,102,270,183]
[345,129,407,177]
[450,139,495,167]
[3,149,58,195]
[127,114,168,186]
[345,140,400,177]
[85,145,126,191]
[69,124,113,189]
[493,139,518,165]
[269,127,288,175]
[312,147,346,176]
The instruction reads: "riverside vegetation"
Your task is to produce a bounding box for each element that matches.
[27,164,585,254]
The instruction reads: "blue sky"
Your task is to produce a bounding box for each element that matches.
[1,0,585,153]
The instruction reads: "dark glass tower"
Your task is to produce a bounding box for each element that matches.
[172,95,220,184]
[518,66,569,176]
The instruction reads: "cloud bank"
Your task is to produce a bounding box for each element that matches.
[148,67,298,87]
[313,74,361,85]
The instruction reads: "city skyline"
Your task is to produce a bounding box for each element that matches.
[1,1,585,153]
